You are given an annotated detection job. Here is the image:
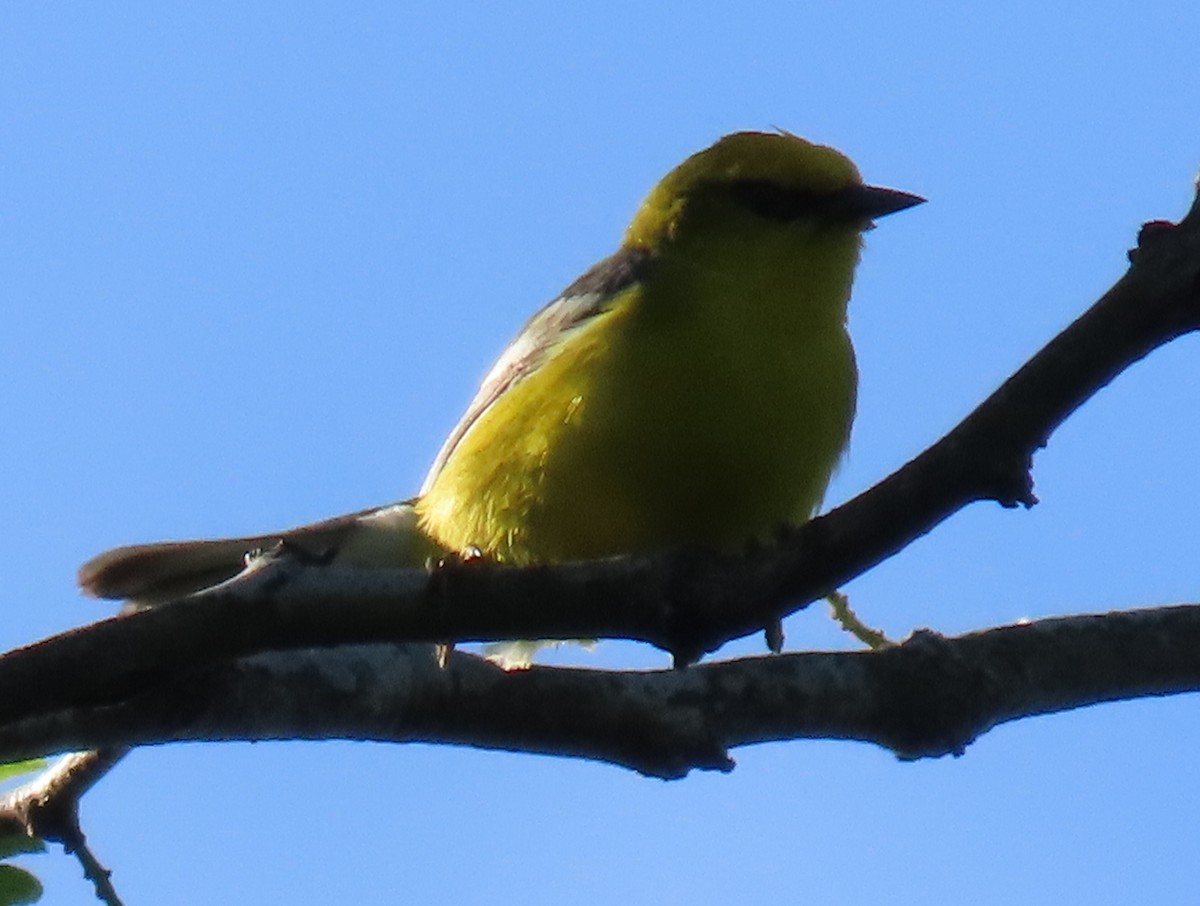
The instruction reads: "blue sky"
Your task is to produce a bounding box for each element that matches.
[3,2,1199,903]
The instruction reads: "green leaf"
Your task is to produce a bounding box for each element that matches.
[0,762,46,784]
[0,837,43,862]
[0,864,42,905]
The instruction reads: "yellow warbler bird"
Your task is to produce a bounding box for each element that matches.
[79,131,922,662]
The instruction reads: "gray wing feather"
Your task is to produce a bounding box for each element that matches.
[419,247,649,492]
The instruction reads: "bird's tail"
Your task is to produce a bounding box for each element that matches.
[78,501,437,606]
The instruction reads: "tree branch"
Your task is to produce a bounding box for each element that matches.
[0,606,1197,779]
[0,748,127,905]
[1,186,1198,728]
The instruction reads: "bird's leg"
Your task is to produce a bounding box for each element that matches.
[429,545,487,667]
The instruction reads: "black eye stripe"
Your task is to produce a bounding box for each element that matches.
[726,179,852,222]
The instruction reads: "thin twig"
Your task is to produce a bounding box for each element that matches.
[0,748,127,905]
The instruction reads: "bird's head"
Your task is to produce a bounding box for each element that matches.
[624,131,923,251]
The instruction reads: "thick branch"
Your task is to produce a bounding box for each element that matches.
[0,605,1197,779]
[2,189,1199,724]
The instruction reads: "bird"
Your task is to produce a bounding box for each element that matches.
[78,130,923,665]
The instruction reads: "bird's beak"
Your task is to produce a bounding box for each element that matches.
[853,185,926,220]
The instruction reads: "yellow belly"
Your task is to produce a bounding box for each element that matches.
[416,274,857,565]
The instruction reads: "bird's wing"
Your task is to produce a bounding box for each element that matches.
[419,246,650,493]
